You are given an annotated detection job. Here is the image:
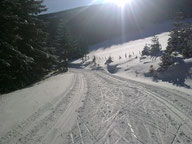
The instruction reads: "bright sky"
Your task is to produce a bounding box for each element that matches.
[43,0,133,13]
[43,0,104,13]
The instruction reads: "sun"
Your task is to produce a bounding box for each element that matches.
[105,0,132,7]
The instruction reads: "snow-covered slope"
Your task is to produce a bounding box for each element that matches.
[0,73,75,136]
[86,24,192,94]
[88,32,169,65]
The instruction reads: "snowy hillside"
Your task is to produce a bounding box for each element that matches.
[85,22,192,93]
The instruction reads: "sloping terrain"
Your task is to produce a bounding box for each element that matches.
[86,26,192,91]
[41,0,192,46]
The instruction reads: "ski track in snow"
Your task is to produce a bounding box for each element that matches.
[1,69,192,144]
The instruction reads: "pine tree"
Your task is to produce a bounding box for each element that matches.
[142,36,161,56]
[159,12,185,71]
[55,21,88,61]
[142,44,151,56]
[159,51,173,71]
[150,35,162,55]
[0,0,55,93]
[182,24,192,58]
[166,12,184,54]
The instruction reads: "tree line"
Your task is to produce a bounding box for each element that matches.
[141,12,192,78]
[0,0,88,94]
[159,12,192,71]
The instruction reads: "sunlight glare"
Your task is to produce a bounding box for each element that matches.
[106,0,132,7]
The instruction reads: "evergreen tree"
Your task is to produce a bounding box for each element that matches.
[150,35,162,55]
[166,12,184,54]
[142,36,161,56]
[0,0,55,93]
[181,24,192,58]
[55,21,88,61]
[159,12,185,71]
[159,51,173,71]
[142,44,151,56]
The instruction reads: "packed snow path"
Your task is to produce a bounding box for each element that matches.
[1,69,192,144]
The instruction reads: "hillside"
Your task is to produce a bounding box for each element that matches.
[84,32,192,91]
[75,18,192,93]
[41,0,192,46]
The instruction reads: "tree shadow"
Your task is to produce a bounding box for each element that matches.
[155,58,192,88]
[68,63,83,69]
[107,64,121,74]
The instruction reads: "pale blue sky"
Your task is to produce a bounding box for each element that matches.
[43,0,104,13]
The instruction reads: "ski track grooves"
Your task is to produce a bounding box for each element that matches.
[1,69,192,144]
[0,73,87,144]
[75,69,192,144]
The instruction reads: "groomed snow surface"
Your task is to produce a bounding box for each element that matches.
[1,69,192,144]
[1,22,192,144]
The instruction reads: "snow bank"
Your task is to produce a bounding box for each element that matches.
[0,72,74,136]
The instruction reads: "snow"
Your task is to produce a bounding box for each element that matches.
[89,32,169,62]
[1,20,192,144]
[1,68,192,144]
[0,72,75,136]
[86,31,192,95]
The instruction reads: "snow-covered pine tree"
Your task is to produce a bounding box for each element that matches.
[182,24,192,58]
[0,0,55,93]
[159,12,185,71]
[150,35,162,55]
[142,44,151,56]
[159,51,173,71]
[166,12,184,55]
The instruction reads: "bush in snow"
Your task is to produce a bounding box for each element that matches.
[142,44,151,56]
[105,56,113,65]
[142,36,162,56]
